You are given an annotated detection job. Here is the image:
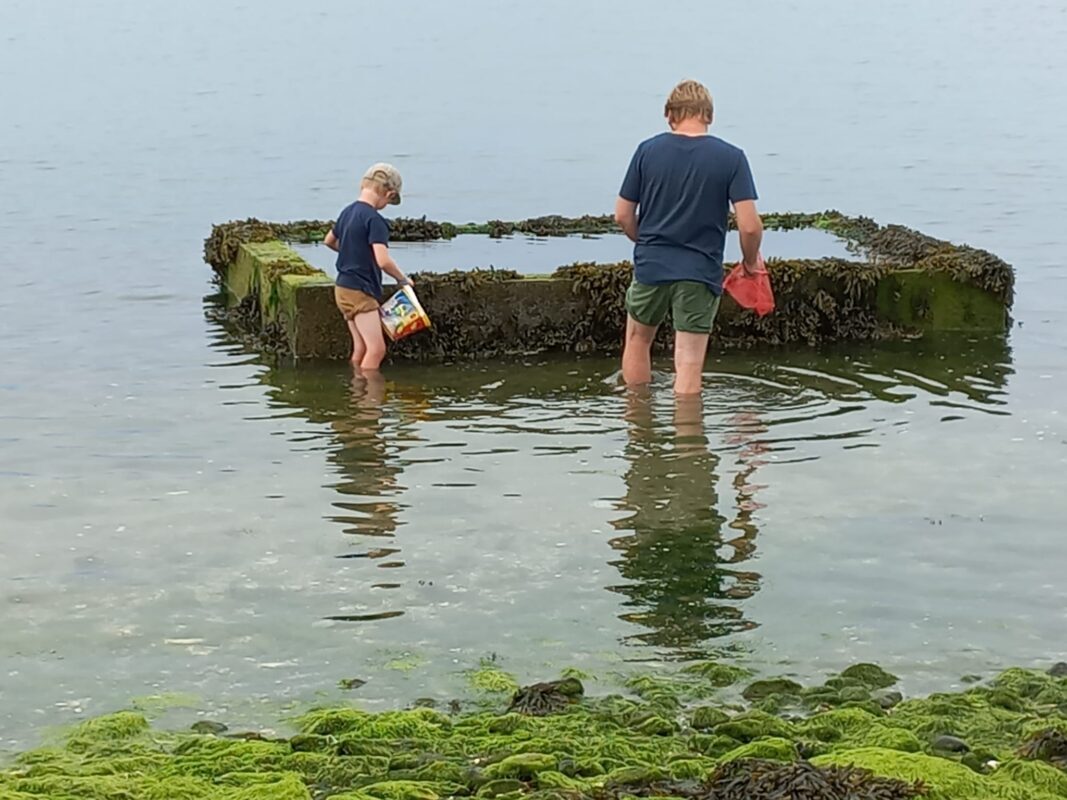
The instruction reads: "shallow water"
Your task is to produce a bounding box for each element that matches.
[3,0,1067,751]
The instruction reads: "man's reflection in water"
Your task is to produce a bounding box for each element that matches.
[608,389,763,658]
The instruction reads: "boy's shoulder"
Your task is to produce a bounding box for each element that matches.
[337,200,386,228]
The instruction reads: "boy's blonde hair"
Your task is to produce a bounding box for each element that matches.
[664,79,713,126]
[361,177,389,195]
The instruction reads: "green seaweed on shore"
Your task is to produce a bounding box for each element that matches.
[6,664,1067,799]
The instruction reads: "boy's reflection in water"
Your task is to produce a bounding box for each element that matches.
[329,370,405,545]
[608,389,763,657]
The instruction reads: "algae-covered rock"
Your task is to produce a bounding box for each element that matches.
[679,661,752,688]
[534,770,593,792]
[741,678,803,702]
[840,663,900,690]
[992,667,1056,700]
[360,780,442,800]
[686,734,743,758]
[287,734,333,753]
[714,710,795,743]
[814,746,1062,800]
[719,737,798,764]
[476,779,526,797]
[486,713,526,734]
[483,753,557,780]
[800,687,844,709]
[191,720,229,735]
[1049,663,1067,678]
[862,726,923,753]
[631,716,677,737]
[839,685,872,703]
[689,706,730,731]
[602,765,668,788]
[468,665,521,695]
[65,712,150,747]
[994,759,1067,798]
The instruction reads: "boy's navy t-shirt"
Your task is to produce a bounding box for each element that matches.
[332,200,389,298]
[620,132,757,295]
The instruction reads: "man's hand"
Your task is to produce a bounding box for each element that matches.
[741,254,764,276]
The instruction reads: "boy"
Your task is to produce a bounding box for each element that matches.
[614,79,763,396]
[324,163,413,370]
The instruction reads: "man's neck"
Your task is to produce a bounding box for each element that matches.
[670,119,708,137]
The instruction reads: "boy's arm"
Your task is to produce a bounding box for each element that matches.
[324,230,340,252]
[372,243,412,286]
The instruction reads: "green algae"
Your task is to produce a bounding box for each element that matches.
[719,737,797,764]
[468,664,521,694]
[741,678,803,702]
[814,748,1061,800]
[678,662,751,688]
[6,665,1067,800]
[840,663,900,690]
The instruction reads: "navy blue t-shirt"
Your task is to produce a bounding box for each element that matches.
[620,132,757,295]
[332,200,389,298]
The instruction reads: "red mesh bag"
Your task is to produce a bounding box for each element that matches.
[723,254,775,317]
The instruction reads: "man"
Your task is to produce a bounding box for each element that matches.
[615,79,763,395]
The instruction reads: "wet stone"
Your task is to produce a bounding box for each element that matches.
[875,690,904,709]
[1048,662,1067,678]
[190,720,228,735]
[932,735,970,754]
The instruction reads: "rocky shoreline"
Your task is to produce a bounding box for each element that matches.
[4,662,1067,799]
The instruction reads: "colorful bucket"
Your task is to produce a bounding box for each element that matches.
[379,285,432,341]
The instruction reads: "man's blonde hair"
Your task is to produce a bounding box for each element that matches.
[664,79,713,126]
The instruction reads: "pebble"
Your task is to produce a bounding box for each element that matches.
[932,735,970,753]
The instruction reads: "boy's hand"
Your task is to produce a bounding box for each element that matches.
[399,276,414,287]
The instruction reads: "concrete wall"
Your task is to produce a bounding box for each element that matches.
[221,240,1010,361]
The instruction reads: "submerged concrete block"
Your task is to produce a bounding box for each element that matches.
[212,210,1012,361]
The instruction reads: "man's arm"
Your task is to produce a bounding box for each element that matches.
[324,230,340,252]
[372,243,412,286]
[614,197,639,243]
[733,200,763,273]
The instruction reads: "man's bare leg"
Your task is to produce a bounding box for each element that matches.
[673,331,710,396]
[622,315,658,386]
[352,309,387,371]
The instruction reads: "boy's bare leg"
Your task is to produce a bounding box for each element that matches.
[346,319,367,366]
[622,315,657,386]
[352,309,387,371]
[673,331,710,396]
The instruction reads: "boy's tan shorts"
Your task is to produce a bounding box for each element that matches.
[334,286,379,320]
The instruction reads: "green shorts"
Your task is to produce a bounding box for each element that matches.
[625,280,721,334]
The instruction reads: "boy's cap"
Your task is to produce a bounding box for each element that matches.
[364,162,402,205]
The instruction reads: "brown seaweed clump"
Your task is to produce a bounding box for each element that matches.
[609,759,926,800]
[487,214,618,238]
[508,678,585,716]
[1018,729,1067,768]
